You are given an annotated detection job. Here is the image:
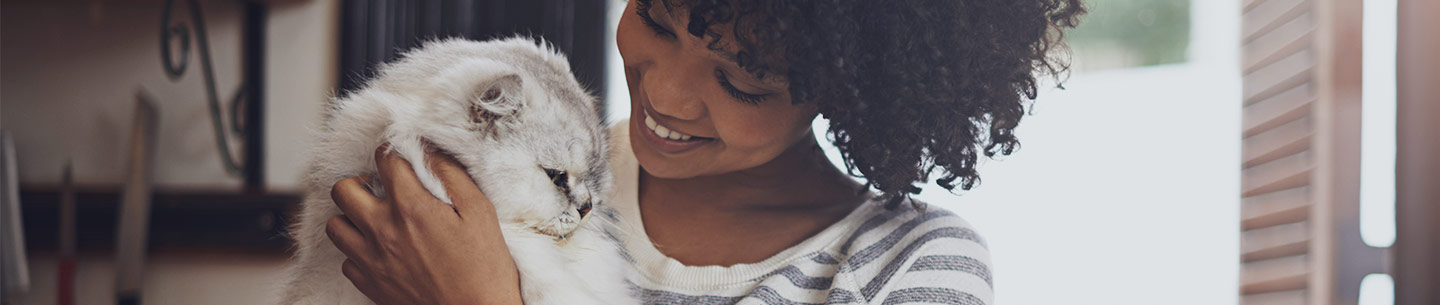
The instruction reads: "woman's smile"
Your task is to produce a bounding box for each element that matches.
[636,109,714,154]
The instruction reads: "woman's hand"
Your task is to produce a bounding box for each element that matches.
[325,146,523,305]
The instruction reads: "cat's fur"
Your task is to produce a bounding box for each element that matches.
[279,37,635,305]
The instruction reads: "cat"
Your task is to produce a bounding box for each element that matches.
[279,37,635,305]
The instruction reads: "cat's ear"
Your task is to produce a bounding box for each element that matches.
[472,73,523,118]
[470,73,524,128]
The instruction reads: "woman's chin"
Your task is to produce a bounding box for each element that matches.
[632,150,713,181]
[634,153,700,179]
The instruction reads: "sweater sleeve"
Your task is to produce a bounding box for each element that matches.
[855,210,994,305]
[872,241,994,305]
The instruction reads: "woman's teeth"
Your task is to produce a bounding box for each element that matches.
[644,113,695,141]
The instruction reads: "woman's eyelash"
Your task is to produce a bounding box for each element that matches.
[715,69,767,105]
[636,2,676,37]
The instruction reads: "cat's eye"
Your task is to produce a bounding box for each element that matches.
[544,168,569,191]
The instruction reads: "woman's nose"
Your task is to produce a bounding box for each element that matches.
[643,59,707,121]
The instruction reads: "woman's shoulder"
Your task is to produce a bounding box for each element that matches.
[834,197,990,256]
[826,197,994,304]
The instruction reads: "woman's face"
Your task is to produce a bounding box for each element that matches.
[617,0,819,179]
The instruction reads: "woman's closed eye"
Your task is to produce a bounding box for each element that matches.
[715,68,768,105]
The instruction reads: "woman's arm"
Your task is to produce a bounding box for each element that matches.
[325,146,524,305]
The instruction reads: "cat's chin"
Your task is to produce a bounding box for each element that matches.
[527,219,580,241]
[530,226,572,241]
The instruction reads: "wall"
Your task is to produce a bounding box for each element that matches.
[11,253,289,305]
[1,1,337,303]
[0,0,338,192]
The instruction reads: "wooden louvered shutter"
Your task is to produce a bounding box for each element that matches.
[1240,0,1388,304]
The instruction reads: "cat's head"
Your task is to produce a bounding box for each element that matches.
[404,38,612,239]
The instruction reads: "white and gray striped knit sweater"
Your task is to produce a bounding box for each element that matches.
[601,122,995,305]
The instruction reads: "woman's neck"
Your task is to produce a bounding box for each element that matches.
[635,132,872,265]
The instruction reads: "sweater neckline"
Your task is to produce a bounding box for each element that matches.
[605,121,877,288]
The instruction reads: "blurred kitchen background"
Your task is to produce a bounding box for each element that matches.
[1,0,1436,304]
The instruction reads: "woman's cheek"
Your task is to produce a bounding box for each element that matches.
[721,122,795,156]
[716,104,811,150]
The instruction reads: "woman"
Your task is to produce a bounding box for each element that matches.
[322,0,1083,304]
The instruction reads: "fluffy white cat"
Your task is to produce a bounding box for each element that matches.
[279,37,636,305]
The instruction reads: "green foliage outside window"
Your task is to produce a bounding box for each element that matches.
[1065,0,1191,71]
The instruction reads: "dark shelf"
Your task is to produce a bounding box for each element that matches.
[18,185,302,255]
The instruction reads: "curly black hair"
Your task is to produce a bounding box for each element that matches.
[639,0,1085,207]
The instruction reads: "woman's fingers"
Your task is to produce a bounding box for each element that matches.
[331,175,382,231]
[426,151,498,219]
[340,258,367,286]
[326,215,371,260]
[374,144,435,206]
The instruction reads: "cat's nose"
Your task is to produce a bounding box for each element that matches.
[577,201,593,218]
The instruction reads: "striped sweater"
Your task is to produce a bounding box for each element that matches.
[601,122,995,305]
